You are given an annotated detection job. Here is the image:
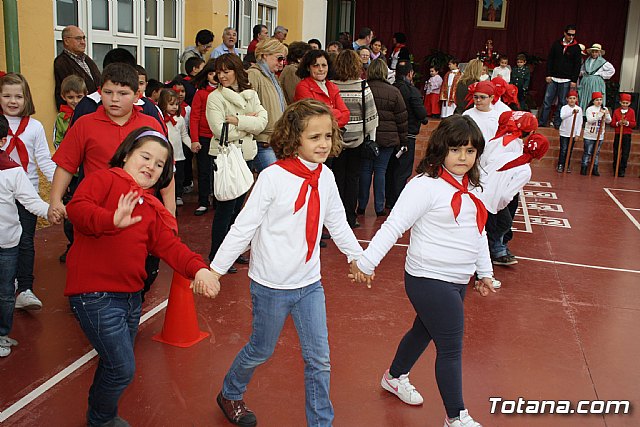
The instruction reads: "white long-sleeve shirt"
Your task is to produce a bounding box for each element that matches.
[463,108,499,147]
[211,158,364,289]
[357,173,493,284]
[491,99,512,116]
[166,116,191,161]
[491,65,511,83]
[559,105,583,137]
[0,166,49,248]
[1,116,56,191]
[481,135,524,170]
[583,105,611,141]
[475,151,531,214]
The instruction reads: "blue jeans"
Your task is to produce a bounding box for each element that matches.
[486,207,513,258]
[253,145,277,173]
[581,138,602,168]
[69,292,142,426]
[558,135,576,169]
[16,202,36,293]
[358,146,393,213]
[222,280,333,427]
[540,80,571,127]
[0,246,19,336]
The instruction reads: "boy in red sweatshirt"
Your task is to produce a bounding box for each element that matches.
[611,93,637,177]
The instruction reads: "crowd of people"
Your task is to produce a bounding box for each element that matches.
[0,20,635,427]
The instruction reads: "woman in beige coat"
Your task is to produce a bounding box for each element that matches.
[247,39,288,172]
[206,54,267,269]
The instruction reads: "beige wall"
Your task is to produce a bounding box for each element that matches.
[184,0,230,53]
[0,1,57,151]
[278,0,303,42]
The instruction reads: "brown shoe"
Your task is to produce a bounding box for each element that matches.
[217,392,257,426]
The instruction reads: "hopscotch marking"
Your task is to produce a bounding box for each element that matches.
[513,182,571,231]
[603,188,640,232]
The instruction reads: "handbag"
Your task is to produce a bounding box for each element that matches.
[361,80,379,158]
[213,122,254,201]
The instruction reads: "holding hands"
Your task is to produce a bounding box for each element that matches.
[191,269,221,299]
[47,201,66,224]
[473,277,497,296]
[348,260,375,288]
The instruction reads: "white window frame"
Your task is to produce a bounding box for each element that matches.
[229,0,278,55]
[53,0,183,82]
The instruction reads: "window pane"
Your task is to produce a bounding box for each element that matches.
[93,43,114,71]
[56,40,65,56]
[118,0,134,33]
[163,48,179,81]
[242,0,252,47]
[145,47,161,81]
[56,0,78,26]
[120,45,138,61]
[92,0,109,30]
[145,0,157,36]
[164,0,177,38]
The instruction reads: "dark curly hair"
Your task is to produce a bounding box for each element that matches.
[297,50,331,79]
[287,41,312,64]
[415,115,484,187]
[271,99,342,160]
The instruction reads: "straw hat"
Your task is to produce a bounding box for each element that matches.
[586,43,605,55]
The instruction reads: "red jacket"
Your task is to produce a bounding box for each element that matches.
[65,169,207,295]
[294,77,350,128]
[612,107,637,135]
[189,86,215,141]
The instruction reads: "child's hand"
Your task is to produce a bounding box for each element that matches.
[113,191,143,228]
[474,277,497,296]
[191,141,202,153]
[48,200,66,224]
[191,268,221,299]
[348,260,375,288]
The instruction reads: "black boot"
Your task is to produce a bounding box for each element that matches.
[580,166,587,175]
[592,167,600,176]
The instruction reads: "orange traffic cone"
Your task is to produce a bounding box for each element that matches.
[153,271,209,347]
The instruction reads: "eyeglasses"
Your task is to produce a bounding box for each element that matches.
[276,56,285,62]
[473,95,490,100]
[65,36,86,41]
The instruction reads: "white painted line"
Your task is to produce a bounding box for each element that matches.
[608,188,640,193]
[356,240,640,275]
[627,208,640,211]
[603,188,640,232]
[0,299,169,422]
[519,189,533,233]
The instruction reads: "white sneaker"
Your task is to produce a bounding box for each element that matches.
[0,335,18,358]
[380,369,424,405]
[176,197,184,206]
[491,277,501,289]
[444,409,482,427]
[15,290,42,310]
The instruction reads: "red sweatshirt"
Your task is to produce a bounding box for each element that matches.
[189,86,215,142]
[611,107,637,135]
[65,169,207,295]
[294,77,350,128]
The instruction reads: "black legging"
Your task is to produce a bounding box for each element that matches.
[389,273,467,419]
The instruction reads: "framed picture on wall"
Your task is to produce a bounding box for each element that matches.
[476,0,508,29]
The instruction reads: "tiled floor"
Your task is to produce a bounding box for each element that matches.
[1,142,639,426]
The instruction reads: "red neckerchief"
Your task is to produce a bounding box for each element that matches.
[109,167,178,235]
[392,43,406,55]
[0,149,20,170]
[6,116,30,171]
[498,134,549,171]
[180,101,188,118]
[276,157,323,262]
[438,167,487,234]
[183,76,192,81]
[59,104,74,121]
[562,38,578,54]
[164,113,177,126]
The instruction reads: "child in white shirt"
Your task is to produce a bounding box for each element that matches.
[462,80,499,147]
[352,115,495,427]
[581,91,611,175]
[491,56,511,83]
[557,90,583,172]
[0,114,52,357]
[196,99,365,427]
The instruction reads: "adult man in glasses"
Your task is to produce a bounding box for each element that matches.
[54,25,102,108]
[539,24,582,128]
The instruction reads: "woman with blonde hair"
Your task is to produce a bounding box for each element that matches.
[331,49,379,228]
[455,59,484,115]
[247,39,288,172]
